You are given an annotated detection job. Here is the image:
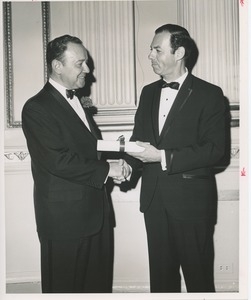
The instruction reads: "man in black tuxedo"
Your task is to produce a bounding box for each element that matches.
[126,24,227,292]
[22,35,127,293]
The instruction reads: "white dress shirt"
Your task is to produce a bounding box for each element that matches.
[49,78,90,131]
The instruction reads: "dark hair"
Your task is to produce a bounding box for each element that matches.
[46,35,83,74]
[155,24,194,61]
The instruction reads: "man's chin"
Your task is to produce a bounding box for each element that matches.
[153,71,161,77]
[152,67,160,75]
[77,78,86,88]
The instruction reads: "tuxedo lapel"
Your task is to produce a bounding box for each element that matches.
[44,82,97,141]
[158,74,193,143]
[45,82,75,116]
[82,110,103,160]
[83,108,102,140]
[151,82,162,143]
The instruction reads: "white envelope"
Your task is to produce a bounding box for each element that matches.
[97,140,145,152]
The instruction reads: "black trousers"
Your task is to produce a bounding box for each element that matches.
[144,191,215,293]
[39,212,114,293]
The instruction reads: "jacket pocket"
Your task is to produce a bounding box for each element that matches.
[182,174,212,180]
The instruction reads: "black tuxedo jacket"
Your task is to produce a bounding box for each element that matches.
[129,73,226,223]
[22,82,110,239]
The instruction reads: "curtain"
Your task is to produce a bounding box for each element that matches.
[178,0,239,104]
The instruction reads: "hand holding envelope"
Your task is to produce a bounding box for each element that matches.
[97,136,161,184]
[127,141,162,163]
[109,141,161,183]
[98,137,161,183]
[107,159,131,184]
[97,140,146,153]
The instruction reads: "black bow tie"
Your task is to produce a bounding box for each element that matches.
[66,89,80,99]
[161,80,180,90]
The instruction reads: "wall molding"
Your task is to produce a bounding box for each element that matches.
[4,147,239,165]
[4,146,240,203]
[68,1,136,110]
[5,278,239,293]
[3,1,240,130]
[94,107,136,131]
[113,280,239,293]
[3,2,50,129]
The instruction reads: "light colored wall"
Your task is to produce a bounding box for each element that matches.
[134,0,178,97]
[4,0,240,293]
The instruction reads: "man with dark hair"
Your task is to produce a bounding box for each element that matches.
[126,24,227,292]
[22,34,126,293]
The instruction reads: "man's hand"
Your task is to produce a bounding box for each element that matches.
[127,141,161,163]
[108,159,124,179]
[113,160,131,184]
[108,159,131,183]
[122,160,131,178]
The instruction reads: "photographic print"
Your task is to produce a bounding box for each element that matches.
[1,1,249,300]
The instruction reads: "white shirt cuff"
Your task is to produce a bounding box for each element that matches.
[160,150,167,171]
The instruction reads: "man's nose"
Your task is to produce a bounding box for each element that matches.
[148,50,155,60]
[82,62,90,73]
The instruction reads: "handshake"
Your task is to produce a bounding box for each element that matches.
[108,159,131,184]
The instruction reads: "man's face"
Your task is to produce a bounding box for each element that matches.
[58,42,90,89]
[148,32,177,79]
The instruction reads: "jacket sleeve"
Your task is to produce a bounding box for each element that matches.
[124,90,147,172]
[22,100,109,189]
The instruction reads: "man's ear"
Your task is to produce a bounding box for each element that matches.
[175,46,185,61]
[52,59,62,74]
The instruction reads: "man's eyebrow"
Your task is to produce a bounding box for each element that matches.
[150,45,161,49]
[76,58,88,63]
